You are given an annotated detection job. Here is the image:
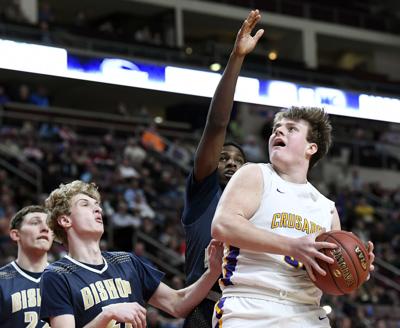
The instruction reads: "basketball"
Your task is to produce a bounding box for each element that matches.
[314,230,370,295]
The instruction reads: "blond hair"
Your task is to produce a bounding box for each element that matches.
[274,106,332,169]
[45,180,100,245]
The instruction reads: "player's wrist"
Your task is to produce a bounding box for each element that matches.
[101,304,116,322]
[230,50,246,60]
[282,235,296,255]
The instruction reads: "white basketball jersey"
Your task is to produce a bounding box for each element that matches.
[220,163,334,305]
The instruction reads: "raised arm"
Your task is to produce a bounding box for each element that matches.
[148,240,223,318]
[194,10,264,181]
[211,163,337,281]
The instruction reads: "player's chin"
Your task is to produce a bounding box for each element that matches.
[32,242,52,251]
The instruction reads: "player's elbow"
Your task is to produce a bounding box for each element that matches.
[211,218,228,242]
[168,290,188,318]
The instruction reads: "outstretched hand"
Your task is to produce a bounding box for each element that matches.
[233,9,264,57]
[291,230,337,282]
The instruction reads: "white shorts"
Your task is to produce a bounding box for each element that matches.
[213,296,331,328]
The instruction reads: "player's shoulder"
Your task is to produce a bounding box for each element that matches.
[234,162,268,182]
[102,251,133,265]
[44,257,79,276]
[0,262,17,280]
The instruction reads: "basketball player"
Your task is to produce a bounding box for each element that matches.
[0,205,53,327]
[39,180,223,327]
[181,10,263,328]
[211,106,375,327]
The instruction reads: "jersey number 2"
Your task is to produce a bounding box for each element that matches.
[24,311,50,328]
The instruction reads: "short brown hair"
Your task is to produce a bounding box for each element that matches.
[274,106,332,169]
[45,180,101,245]
[10,205,48,230]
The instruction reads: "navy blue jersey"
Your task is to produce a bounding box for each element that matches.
[0,261,49,328]
[40,251,164,327]
[182,169,221,286]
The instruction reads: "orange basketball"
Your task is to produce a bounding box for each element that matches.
[314,230,370,295]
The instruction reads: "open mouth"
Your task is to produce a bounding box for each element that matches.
[272,139,286,147]
[37,236,49,241]
[224,170,235,179]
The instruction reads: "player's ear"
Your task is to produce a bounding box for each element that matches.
[306,142,318,156]
[58,215,72,228]
[9,229,20,242]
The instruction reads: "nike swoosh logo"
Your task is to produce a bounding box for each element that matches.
[277,188,285,193]
[319,316,327,320]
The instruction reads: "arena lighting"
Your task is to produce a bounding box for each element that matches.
[185,47,193,55]
[268,50,278,61]
[1,38,400,123]
[209,62,222,71]
[154,116,163,124]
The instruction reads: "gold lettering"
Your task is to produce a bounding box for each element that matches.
[287,214,295,228]
[310,222,316,234]
[27,288,37,308]
[295,216,302,230]
[81,287,94,310]
[104,279,119,299]
[95,281,109,301]
[37,288,41,307]
[24,311,38,328]
[281,212,288,228]
[332,248,355,287]
[115,278,131,298]
[355,246,368,270]
[21,290,27,309]
[271,214,280,229]
[90,283,101,304]
[121,280,132,297]
[11,292,22,313]
[302,218,310,234]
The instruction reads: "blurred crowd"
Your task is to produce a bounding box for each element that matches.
[0,1,399,326]
[0,106,399,326]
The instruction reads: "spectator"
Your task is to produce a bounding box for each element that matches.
[124,137,147,167]
[141,123,166,153]
[111,201,140,251]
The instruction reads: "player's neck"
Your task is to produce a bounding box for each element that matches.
[16,249,48,273]
[68,238,103,265]
[273,163,308,184]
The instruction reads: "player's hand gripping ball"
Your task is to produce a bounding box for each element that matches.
[314,230,370,295]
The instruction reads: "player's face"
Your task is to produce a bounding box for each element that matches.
[218,145,245,187]
[69,193,104,237]
[268,118,315,168]
[17,212,53,252]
